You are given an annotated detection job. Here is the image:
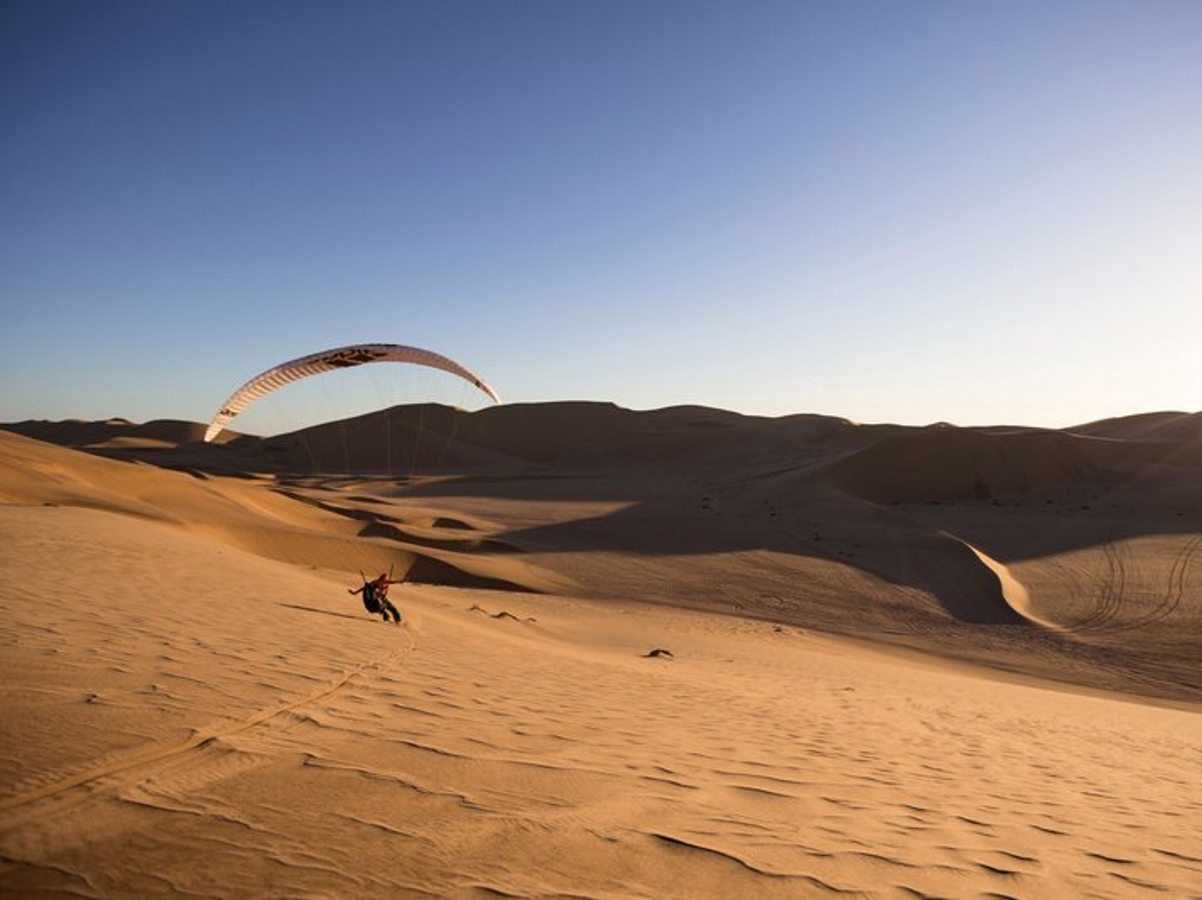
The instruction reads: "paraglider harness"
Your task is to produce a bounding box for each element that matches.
[351,566,402,624]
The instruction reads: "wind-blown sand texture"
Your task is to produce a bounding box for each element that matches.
[2,404,1201,898]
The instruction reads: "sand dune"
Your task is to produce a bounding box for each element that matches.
[2,405,1201,896]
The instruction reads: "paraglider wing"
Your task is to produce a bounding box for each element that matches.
[203,343,500,442]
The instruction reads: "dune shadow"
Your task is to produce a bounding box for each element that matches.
[431,457,1202,628]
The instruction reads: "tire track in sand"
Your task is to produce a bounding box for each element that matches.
[1095,536,1200,636]
[1067,537,1125,633]
[0,629,416,817]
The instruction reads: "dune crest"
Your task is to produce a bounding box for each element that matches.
[955,536,1060,630]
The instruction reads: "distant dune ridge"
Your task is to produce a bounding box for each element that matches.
[2,403,1201,896]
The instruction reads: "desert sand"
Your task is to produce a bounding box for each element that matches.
[2,404,1201,898]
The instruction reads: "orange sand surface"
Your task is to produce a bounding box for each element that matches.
[2,406,1201,897]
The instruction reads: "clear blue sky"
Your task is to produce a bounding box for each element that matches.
[3,0,1200,431]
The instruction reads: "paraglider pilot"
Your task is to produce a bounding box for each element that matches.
[349,571,403,624]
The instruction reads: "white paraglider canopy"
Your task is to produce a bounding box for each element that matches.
[204,343,500,442]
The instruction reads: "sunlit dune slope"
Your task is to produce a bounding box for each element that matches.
[3,408,1202,897]
[2,499,1201,897]
[0,430,557,594]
